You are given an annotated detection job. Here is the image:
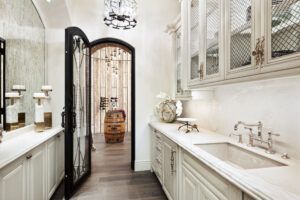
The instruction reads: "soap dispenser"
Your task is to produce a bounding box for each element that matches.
[12,85,26,128]
[41,85,52,129]
[5,92,20,131]
[33,93,46,132]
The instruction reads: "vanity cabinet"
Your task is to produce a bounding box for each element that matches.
[151,129,163,183]
[173,0,300,88]
[0,130,64,200]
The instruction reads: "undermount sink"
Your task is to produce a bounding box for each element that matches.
[195,143,287,170]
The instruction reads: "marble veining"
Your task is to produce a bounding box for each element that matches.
[149,122,300,200]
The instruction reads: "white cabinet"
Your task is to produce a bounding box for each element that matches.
[56,132,64,183]
[180,149,243,200]
[173,0,300,88]
[0,157,27,200]
[28,145,46,200]
[0,130,64,200]
[151,129,163,183]
[225,0,260,79]
[181,165,200,200]
[162,135,178,200]
[47,137,57,198]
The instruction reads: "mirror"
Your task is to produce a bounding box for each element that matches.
[0,0,46,131]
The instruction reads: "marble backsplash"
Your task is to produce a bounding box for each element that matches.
[0,0,45,125]
[182,76,300,160]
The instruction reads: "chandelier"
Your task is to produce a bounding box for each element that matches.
[104,0,137,30]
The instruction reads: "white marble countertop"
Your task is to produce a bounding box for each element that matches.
[0,125,64,170]
[149,122,300,200]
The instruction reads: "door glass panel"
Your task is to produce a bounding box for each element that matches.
[190,0,200,80]
[206,0,219,76]
[72,36,90,183]
[271,0,300,58]
[230,0,252,69]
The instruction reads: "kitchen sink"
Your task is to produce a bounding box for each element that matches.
[195,143,287,169]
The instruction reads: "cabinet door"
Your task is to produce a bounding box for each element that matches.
[181,165,200,200]
[202,0,225,83]
[0,157,27,200]
[176,27,183,95]
[47,137,57,198]
[56,132,65,182]
[225,0,260,79]
[163,136,177,200]
[28,145,46,200]
[262,0,300,72]
[189,0,201,85]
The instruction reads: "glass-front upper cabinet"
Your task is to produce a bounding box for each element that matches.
[204,0,224,81]
[189,0,201,84]
[176,27,183,94]
[263,0,300,72]
[226,0,260,79]
[188,0,224,86]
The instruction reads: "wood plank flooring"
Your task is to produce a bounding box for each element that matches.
[51,133,167,200]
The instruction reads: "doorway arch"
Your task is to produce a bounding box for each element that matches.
[90,38,135,170]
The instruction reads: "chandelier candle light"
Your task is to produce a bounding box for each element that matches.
[104,0,137,30]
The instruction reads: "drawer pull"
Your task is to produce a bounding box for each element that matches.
[26,155,32,160]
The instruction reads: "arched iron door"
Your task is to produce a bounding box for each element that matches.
[64,27,92,199]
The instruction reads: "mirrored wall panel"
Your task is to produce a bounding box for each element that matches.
[0,0,46,130]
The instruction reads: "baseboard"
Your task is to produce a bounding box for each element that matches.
[134,160,151,171]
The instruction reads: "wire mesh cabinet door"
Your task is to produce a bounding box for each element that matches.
[262,0,300,73]
[188,0,202,86]
[225,0,261,79]
[64,27,92,199]
[202,0,225,83]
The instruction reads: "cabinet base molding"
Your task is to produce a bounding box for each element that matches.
[134,160,151,171]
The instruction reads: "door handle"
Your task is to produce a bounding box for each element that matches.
[61,108,65,128]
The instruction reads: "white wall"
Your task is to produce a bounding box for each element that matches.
[45,0,180,171]
[182,76,300,160]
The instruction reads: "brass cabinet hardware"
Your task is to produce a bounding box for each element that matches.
[26,154,32,160]
[170,149,176,175]
[199,63,204,80]
[252,36,265,66]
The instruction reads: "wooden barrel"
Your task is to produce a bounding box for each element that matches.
[104,110,126,143]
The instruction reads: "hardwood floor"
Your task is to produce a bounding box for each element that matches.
[52,133,167,200]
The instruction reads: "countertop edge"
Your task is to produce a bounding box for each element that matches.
[0,126,64,170]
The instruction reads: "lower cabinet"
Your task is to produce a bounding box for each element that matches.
[28,144,46,200]
[162,135,178,200]
[0,156,27,200]
[0,131,64,200]
[151,128,255,200]
[180,149,243,200]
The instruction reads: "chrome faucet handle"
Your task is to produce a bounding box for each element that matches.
[229,133,243,143]
[268,132,280,137]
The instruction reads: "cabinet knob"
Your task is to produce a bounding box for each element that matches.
[57,134,61,138]
[26,154,32,160]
